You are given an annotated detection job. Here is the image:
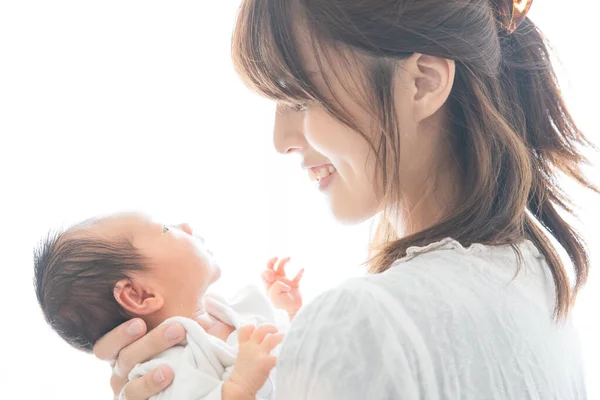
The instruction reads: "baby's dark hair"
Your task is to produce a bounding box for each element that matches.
[34,229,146,353]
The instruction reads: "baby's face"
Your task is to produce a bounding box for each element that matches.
[78,213,220,318]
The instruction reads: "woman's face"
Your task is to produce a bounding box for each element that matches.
[272,32,456,228]
[273,100,381,224]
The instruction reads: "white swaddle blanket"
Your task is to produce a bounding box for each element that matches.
[129,285,290,400]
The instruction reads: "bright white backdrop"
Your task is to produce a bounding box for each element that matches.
[0,1,597,399]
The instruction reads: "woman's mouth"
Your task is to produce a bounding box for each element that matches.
[308,164,337,190]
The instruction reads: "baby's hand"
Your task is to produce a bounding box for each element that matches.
[261,257,304,318]
[227,324,283,397]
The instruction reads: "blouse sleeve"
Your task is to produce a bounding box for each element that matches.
[275,279,428,400]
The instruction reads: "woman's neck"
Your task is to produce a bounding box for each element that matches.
[391,153,462,237]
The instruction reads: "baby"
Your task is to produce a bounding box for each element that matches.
[33,213,304,400]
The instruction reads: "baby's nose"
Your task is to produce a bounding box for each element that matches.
[177,223,193,235]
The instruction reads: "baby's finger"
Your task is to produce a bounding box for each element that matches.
[262,332,285,352]
[265,355,277,370]
[261,269,276,286]
[266,257,278,270]
[237,324,255,344]
[252,324,279,343]
[273,276,299,289]
[275,257,291,276]
[271,280,291,294]
[292,268,304,284]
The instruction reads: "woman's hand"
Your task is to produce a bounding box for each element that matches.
[262,257,304,318]
[93,318,186,400]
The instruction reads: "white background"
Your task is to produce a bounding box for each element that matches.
[0,1,597,398]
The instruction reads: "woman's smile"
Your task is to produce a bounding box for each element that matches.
[307,163,337,190]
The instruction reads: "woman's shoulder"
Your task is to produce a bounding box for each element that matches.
[293,238,549,333]
[386,237,544,269]
[372,237,547,289]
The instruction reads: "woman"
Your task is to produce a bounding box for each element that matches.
[95,0,596,398]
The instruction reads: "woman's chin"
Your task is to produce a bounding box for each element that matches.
[329,200,377,226]
[325,180,380,225]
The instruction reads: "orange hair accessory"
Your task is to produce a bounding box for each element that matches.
[497,0,534,35]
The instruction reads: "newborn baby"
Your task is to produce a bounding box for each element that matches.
[34,213,304,400]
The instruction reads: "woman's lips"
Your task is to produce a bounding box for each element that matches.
[307,164,337,190]
[308,164,336,182]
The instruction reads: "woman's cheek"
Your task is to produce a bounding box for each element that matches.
[303,110,324,152]
[305,108,347,157]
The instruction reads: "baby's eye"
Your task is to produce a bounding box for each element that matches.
[161,225,170,235]
[281,102,308,113]
[293,103,308,112]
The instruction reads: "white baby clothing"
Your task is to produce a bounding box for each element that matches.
[276,239,586,399]
[129,285,289,400]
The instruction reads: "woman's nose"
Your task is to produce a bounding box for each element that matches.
[273,104,307,155]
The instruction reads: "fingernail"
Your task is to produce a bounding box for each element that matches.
[126,320,145,336]
[154,366,166,383]
[165,324,184,341]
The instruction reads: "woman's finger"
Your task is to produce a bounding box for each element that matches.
[111,371,129,397]
[120,365,174,400]
[113,323,186,378]
[94,319,147,362]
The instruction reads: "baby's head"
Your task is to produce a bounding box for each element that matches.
[34,213,220,352]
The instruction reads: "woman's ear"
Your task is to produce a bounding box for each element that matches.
[399,53,455,123]
[114,278,164,316]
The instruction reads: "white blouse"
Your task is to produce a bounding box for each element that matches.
[276,238,586,399]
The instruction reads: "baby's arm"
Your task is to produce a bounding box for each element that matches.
[222,324,283,400]
[128,324,281,400]
[261,257,304,320]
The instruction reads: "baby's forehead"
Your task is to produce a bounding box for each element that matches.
[69,213,155,240]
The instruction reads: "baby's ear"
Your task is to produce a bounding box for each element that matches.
[114,278,164,316]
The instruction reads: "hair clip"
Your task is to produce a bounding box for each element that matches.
[497,0,534,35]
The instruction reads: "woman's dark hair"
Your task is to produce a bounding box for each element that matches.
[231,0,597,319]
